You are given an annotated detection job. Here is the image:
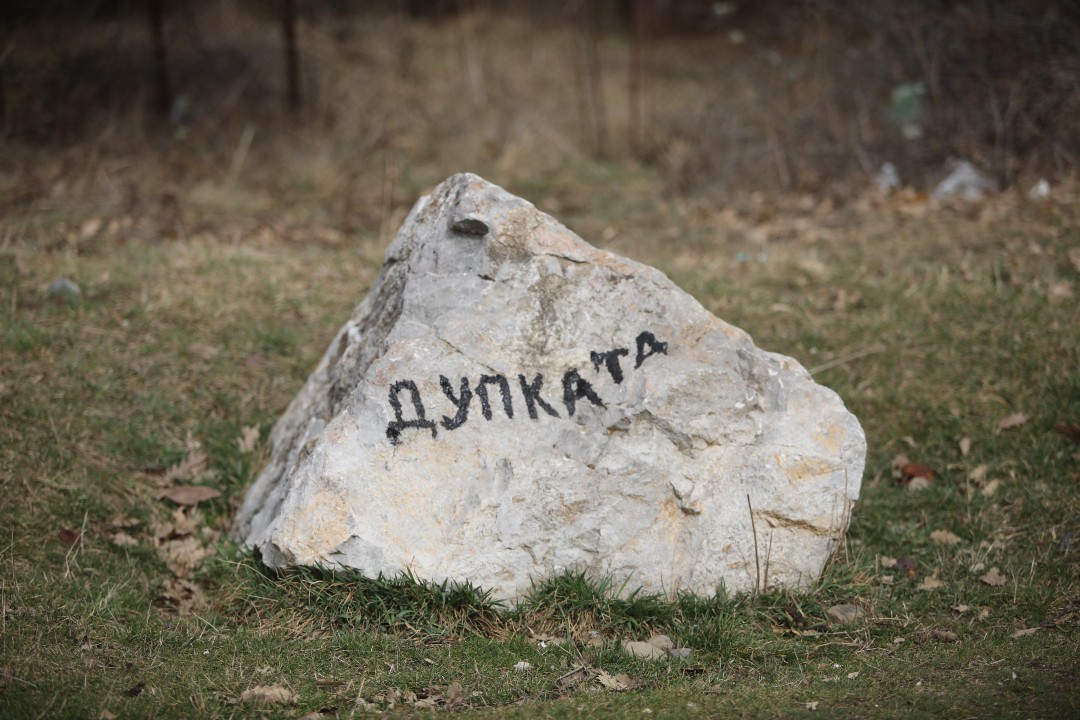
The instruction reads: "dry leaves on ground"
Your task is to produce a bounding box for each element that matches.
[152,508,217,578]
[1055,422,1080,444]
[996,413,1030,434]
[240,684,296,705]
[57,528,82,547]
[236,425,260,454]
[1012,627,1041,638]
[556,666,637,693]
[164,439,209,484]
[951,604,989,620]
[930,629,960,643]
[918,568,945,591]
[980,567,1008,587]
[930,530,963,545]
[157,577,207,616]
[365,687,460,710]
[110,532,139,548]
[155,485,222,506]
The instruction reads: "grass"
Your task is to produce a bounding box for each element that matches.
[1,174,1077,718]
[1,8,1079,716]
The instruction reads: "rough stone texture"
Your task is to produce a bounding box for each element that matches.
[233,172,865,601]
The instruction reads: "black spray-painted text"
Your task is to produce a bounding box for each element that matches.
[385,331,668,445]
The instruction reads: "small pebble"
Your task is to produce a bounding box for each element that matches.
[46,278,81,300]
[451,218,489,236]
[622,640,666,660]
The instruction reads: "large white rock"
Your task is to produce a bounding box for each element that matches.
[234,173,865,601]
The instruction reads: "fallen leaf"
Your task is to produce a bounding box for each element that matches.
[959,436,972,456]
[1068,247,1080,273]
[1012,627,1040,638]
[918,569,944,591]
[1048,281,1074,301]
[300,710,340,720]
[80,217,102,239]
[98,710,117,720]
[907,476,931,491]
[980,567,1007,587]
[513,661,532,672]
[156,486,222,506]
[446,681,464,708]
[163,449,208,483]
[968,464,989,484]
[996,413,1030,434]
[930,530,963,545]
[58,528,82,547]
[806,701,820,711]
[555,666,589,690]
[890,453,911,479]
[236,426,260,454]
[596,669,629,691]
[107,515,140,529]
[880,556,898,568]
[240,684,295,705]
[952,604,971,613]
[157,577,207,615]
[981,479,1002,497]
[158,536,213,577]
[847,671,860,680]
[374,688,401,709]
[111,532,139,548]
[900,462,934,482]
[930,629,959,643]
[152,507,201,540]
[1055,422,1080,444]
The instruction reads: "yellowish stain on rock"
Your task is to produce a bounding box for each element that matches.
[810,422,847,456]
[781,456,840,484]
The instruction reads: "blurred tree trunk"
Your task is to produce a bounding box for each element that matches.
[282,0,301,115]
[148,0,171,118]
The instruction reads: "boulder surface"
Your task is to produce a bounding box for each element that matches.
[234,173,865,600]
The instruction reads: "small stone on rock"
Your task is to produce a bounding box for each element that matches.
[451,217,489,236]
